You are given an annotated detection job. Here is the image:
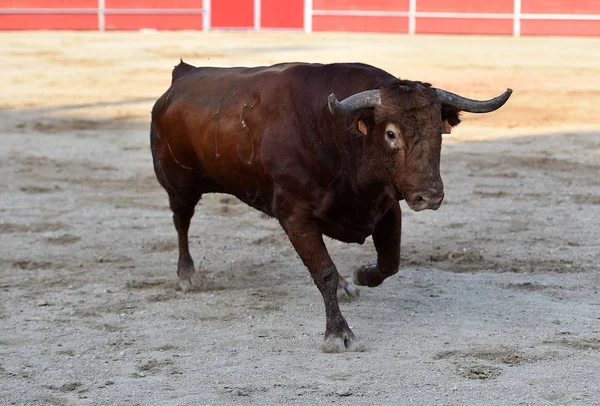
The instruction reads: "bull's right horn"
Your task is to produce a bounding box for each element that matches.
[435,88,513,113]
[328,90,381,116]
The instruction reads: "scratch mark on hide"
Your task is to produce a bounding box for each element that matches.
[166,139,194,170]
[213,103,221,159]
[237,101,256,166]
[250,188,261,207]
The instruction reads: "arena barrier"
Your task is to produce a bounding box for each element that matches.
[1,0,599,36]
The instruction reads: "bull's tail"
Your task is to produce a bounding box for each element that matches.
[172,59,196,84]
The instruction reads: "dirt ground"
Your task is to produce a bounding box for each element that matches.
[1,31,599,405]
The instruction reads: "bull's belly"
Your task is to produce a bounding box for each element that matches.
[315,198,397,244]
[196,159,275,216]
[317,217,374,244]
[235,191,275,217]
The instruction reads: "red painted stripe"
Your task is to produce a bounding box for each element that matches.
[0,0,96,7]
[261,0,303,29]
[104,0,200,9]
[105,14,203,30]
[0,13,97,29]
[416,17,513,35]
[417,0,513,13]
[522,0,600,14]
[313,15,409,33]
[211,0,253,28]
[313,0,409,12]
[521,19,600,36]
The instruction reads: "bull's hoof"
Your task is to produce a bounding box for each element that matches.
[321,330,365,353]
[177,262,196,292]
[353,264,384,287]
[338,275,360,298]
[343,282,360,298]
[178,278,193,293]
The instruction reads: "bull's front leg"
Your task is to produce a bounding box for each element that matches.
[354,202,401,287]
[281,214,360,352]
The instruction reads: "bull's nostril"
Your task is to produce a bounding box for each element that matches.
[414,195,425,203]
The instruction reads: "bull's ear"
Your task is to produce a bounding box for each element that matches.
[357,120,368,135]
[442,120,453,134]
[353,115,374,136]
[441,106,461,135]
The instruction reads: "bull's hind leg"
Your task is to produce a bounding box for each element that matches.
[150,125,203,292]
[169,191,201,291]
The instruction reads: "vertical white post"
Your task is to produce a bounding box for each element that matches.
[513,0,521,37]
[203,0,211,32]
[254,0,261,30]
[408,0,416,35]
[98,0,105,31]
[304,0,313,33]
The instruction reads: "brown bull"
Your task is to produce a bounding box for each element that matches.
[150,60,511,351]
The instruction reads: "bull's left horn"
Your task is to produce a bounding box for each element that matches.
[435,88,512,113]
[328,90,381,116]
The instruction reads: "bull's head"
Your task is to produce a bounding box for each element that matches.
[328,82,511,211]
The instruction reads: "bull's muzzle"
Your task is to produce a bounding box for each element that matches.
[406,189,444,211]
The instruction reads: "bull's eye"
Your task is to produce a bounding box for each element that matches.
[387,131,396,140]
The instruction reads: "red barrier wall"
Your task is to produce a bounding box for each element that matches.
[261,0,303,29]
[0,0,95,6]
[0,0,206,30]
[1,0,599,36]
[314,0,409,11]
[105,14,203,30]
[0,0,97,29]
[313,0,409,33]
[313,15,409,34]
[0,14,97,30]
[521,0,600,14]
[415,0,513,35]
[520,0,600,36]
[212,0,253,28]
[312,0,600,36]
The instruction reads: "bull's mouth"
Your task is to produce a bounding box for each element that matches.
[397,192,405,201]
[405,198,428,212]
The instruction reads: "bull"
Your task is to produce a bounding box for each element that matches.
[150,60,511,351]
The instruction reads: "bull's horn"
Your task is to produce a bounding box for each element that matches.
[435,88,512,113]
[328,90,381,116]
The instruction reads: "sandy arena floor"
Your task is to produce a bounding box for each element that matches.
[1,31,599,405]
